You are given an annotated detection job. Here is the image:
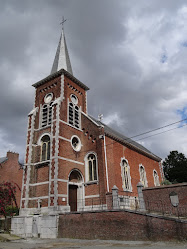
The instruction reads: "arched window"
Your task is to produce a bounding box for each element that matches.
[139,165,148,187]
[121,158,132,191]
[41,135,50,161]
[153,170,160,186]
[41,102,53,127]
[85,153,98,182]
[68,95,80,128]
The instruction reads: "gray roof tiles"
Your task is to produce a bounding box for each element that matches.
[0,157,8,164]
[89,116,161,161]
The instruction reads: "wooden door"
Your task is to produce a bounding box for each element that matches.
[69,185,78,211]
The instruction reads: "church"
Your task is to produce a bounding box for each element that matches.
[19,26,163,216]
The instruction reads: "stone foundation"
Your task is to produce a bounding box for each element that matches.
[11,214,59,238]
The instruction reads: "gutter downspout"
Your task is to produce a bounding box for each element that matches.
[104,134,109,192]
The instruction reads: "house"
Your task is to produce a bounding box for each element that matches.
[18,26,163,217]
[0,151,23,208]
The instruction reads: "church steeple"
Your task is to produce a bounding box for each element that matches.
[50,24,73,75]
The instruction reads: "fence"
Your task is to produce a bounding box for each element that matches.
[68,192,139,213]
[69,197,107,212]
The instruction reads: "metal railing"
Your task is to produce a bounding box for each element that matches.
[69,197,107,212]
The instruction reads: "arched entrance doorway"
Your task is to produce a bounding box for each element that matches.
[68,169,84,212]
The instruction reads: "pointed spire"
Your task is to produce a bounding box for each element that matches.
[51,24,73,75]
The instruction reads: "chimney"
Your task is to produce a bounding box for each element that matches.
[6,151,19,161]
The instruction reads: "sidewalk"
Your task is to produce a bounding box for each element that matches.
[0,233,21,242]
[0,237,186,249]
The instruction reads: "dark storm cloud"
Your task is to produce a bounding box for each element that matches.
[0,0,187,161]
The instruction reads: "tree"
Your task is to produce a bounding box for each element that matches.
[163,150,187,183]
[0,182,18,217]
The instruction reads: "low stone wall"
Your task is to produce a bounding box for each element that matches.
[11,214,59,238]
[58,210,187,241]
[143,183,187,217]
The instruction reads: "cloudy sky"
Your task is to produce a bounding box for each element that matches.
[0,0,187,162]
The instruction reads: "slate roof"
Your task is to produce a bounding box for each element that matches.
[0,157,8,164]
[89,116,161,161]
[51,27,73,75]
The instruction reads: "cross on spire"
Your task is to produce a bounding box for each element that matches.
[60,16,67,30]
[50,16,73,75]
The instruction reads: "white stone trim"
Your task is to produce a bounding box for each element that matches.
[26,144,38,147]
[24,107,38,208]
[159,161,164,181]
[54,156,84,165]
[22,196,49,201]
[37,132,51,146]
[153,169,160,186]
[24,160,50,166]
[39,104,42,128]
[120,157,132,192]
[21,115,31,207]
[139,164,148,187]
[58,194,68,197]
[48,105,55,207]
[56,179,68,183]
[54,102,61,207]
[84,151,99,183]
[85,91,88,114]
[68,169,85,210]
[29,181,49,186]
[71,135,82,152]
[85,194,100,199]
[58,136,71,143]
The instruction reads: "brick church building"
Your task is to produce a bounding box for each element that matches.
[20,27,163,216]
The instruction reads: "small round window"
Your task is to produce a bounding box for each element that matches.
[71,136,81,152]
[44,93,53,104]
[70,94,78,105]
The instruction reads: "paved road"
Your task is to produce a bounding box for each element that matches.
[0,238,186,249]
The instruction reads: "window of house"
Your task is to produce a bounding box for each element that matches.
[121,158,132,191]
[139,165,148,187]
[85,153,98,182]
[41,135,50,161]
[153,170,160,186]
[68,95,80,128]
[71,135,81,152]
[41,102,53,127]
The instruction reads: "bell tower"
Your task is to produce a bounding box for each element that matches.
[20,26,89,215]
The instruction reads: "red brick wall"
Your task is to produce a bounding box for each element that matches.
[0,152,23,208]
[58,210,187,241]
[105,136,161,195]
[143,183,187,216]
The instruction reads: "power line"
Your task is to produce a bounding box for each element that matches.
[127,117,187,139]
[57,117,187,159]
[135,122,187,142]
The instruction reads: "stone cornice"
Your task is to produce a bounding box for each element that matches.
[32,69,90,91]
